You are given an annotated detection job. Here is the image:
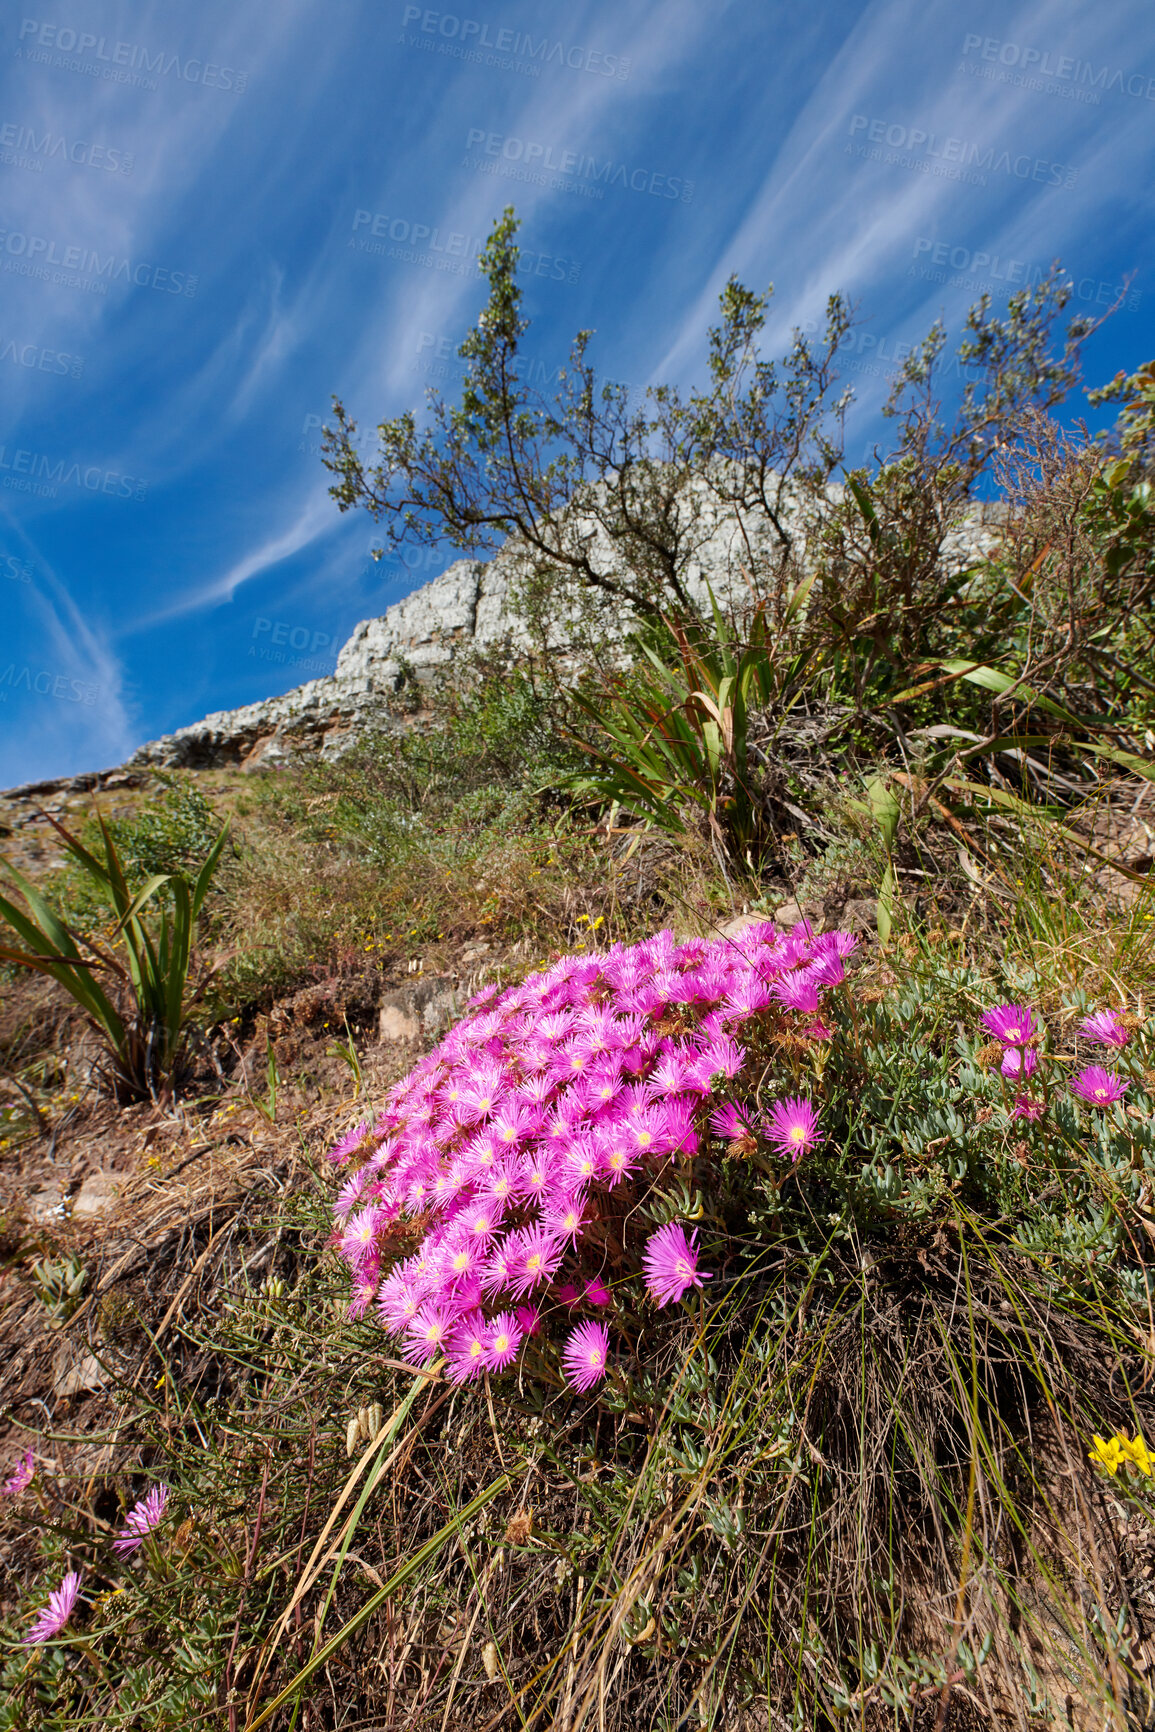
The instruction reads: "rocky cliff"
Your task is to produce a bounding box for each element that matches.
[123,494,1008,774]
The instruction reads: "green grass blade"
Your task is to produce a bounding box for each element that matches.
[244,1472,512,1731]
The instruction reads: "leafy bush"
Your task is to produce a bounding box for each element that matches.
[0,812,228,1100]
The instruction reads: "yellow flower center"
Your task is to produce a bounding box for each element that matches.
[527,1254,542,1274]
[494,1334,509,1352]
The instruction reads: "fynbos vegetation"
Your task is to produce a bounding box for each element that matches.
[2,210,1154,1730]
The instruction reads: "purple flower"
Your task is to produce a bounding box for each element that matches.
[2,1449,33,1497]
[764,1096,821,1161]
[445,1313,488,1384]
[112,1483,169,1554]
[1001,1046,1039,1081]
[561,1320,610,1392]
[1078,1009,1129,1048]
[980,1004,1038,1047]
[1012,1096,1045,1121]
[327,1120,377,1166]
[583,1275,611,1308]
[642,1223,711,1308]
[482,1311,523,1372]
[709,1102,754,1141]
[22,1570,82,1644]
[1070,1065,1129,1107]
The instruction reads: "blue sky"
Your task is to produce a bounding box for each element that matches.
[1,0,1152,787]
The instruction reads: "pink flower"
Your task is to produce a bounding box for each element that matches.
[1001,1046,1039,1081]
[327,1120,377,1166]
[446,1313,489,1383]
[333,1169,366,1220]
[507,1226,565,1298]
[1070,1065,1129,1107]
[772,971,822,1015]
[583,1275,611,1307]
[113,1483,169,1554]
[404,1304,454,1364]
[22,1570,82,1645]
[515,1303,542,1336]
[483,1312,523,1371]
[562,1320,610,1392]
[1078,1009,1129,1048]
[596,1125,640,1188]
[2,1450,33,1497]
[544,1195,590,1248]
[642,1222,711,1307]
[1012,1096,1045,1121]
[764,1096,821,1161]
[554,1282,583,1309]
[980,1004,1038,1047]
[709,1102,754,1140]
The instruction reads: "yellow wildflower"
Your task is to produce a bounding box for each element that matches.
[1090,1434,1124,1474]
[1124,1433,1153,1476]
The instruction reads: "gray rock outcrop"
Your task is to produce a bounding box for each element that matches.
[126,492,1008,773]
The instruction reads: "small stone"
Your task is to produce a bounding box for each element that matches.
[71,1174,119,1218]
[53,1346,107,1400]
[378,1002,421,1042]
[28,1188,68,1222]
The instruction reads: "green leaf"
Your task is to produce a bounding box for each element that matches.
[866,775,901,853]
[877,862,896,943]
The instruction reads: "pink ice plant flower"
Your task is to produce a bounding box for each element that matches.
[1001,1046,1039,1082]
[327,1120,376,1166]
[765,1097,821,1162]
[562,1320,610,1392]
[1078,1009,1130,1048]
[22,1571,82,1644]
[1012,1096,1045,1122]
[1070,1065,1130,1107]
[483,1312,523,1372]
[642,1223,711,1308]
[326,921,852,1389]
[2,1450,33,1496]
[980,1004,1038,1047]
[113,1484,169,1553]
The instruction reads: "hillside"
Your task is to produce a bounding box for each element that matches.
[2,317,1155,1726]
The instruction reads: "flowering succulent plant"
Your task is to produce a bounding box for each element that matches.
[326,921,848,1392]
